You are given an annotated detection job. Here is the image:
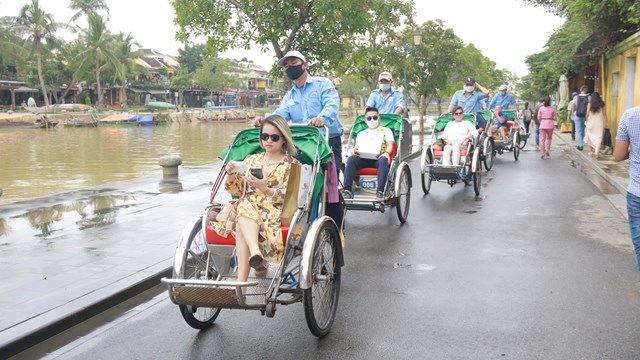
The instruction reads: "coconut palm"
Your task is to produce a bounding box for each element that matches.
[75,13,117,108]
[111,32,147,106]
[13,0,66,108]
[69,0,110,23]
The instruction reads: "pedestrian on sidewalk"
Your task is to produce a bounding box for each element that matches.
[567,91,578,141]
[613,106,640,271]
[533,99,542,148]
[584,92,605,159]
[537,95,556,159]
[520,101,534,134]
[573,85,590,151]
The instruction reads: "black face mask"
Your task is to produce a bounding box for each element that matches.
[285,64,305,81]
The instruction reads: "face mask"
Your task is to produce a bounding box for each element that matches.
[501,91,507,95]
[379,84,390,92]
[285,64,305,80]
[366,119,379,129]
[464,85,474,92]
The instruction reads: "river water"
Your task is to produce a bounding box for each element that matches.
[0,121,250,204]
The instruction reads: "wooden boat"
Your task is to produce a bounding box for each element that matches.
[63,118,98,127]
[146,101,176,110]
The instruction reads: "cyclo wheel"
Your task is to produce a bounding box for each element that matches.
[513,133,520,161]
[396,165,411,223]
[483,137,494,171]
[473,153,482,196]
[303,221,341,338]
[421,149,433,195]
[178,217,222,329]
[518,129,527,150]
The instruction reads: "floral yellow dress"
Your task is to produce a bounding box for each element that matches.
[211,153,299,261]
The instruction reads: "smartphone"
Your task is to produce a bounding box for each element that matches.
[250,168,263,179]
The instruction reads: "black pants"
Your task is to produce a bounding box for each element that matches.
[604,128,612,147]
[524,120,531,133]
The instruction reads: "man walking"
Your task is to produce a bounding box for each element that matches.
[614,106,640,271]
[573,86,590,151]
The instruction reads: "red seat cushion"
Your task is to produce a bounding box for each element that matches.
[433,149,468,157]
[205,224,289,246]
[354,142,397,176]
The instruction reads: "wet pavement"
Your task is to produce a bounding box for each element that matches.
[0,120,631,358]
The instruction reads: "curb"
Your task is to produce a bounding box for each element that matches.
[1,267,172,358]
[553,130,628,196]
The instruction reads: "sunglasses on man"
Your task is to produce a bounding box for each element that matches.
[366,116,379,121]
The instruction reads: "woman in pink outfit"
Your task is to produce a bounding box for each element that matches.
[537,95,556,159]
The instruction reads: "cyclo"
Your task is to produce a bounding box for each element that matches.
[342,113,412,223]
[478,109,521,167]
[419,113,482,196]
[161,125,344,337]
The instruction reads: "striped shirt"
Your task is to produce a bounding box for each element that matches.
[616,106,640,197]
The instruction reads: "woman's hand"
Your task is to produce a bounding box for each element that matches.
[246,174,269,193]
[225,162,236,175]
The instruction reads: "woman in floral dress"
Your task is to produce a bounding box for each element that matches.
[212,115,299,282]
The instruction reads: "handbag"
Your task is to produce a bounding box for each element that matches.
[280,162,301,226]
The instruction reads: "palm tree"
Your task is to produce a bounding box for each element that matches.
[111,33,146,106]
[68,0,110,23]
[75,13,117,108]
[14,0,65,108]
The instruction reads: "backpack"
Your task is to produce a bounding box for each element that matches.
[575,95,589,117]
[523,108,532,122]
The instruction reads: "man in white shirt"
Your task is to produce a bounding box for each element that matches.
[441,106,479,166]
[343,107,395,200]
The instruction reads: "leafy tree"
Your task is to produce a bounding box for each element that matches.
[334,0,415,89]
[191,57,241,90]
[170,67,193,106]
[12,0,67,107]
[172,0,380,73]
[110,32,146,105]
[75,13,117,108]
[68,0,110,23]
[403,20,463,116]
[178,43,207,73]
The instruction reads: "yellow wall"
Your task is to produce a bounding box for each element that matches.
[604,31,640,138]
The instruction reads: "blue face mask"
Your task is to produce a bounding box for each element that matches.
[379,84,390,92]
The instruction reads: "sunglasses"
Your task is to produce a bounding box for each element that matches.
[366,116,379,121]
[260,133,281,142]
[454,112,463,115]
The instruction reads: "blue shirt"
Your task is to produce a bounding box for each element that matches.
[366,88,404,114]
[449,90,487,114]
[616,106,640,197]
[489,92,516,109]
[274,75,343,138]
[493,112,509,128]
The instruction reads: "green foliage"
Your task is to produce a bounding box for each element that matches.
[178,43,207,73]
[333,0,415,88]
[524,20,589,101]
[68,0,110,23]
[405,20,463,105]
[335,77,370,99]
[191,58,241,90]
[172,0,390,73]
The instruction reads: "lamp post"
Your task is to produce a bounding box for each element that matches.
[402,29,422,120]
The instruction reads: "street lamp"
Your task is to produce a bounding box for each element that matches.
[402,28,422,119]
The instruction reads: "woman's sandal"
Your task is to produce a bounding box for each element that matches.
[249,254,268,272]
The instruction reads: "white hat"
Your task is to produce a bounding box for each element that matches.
[378,72,393,81]
[278,51,306,67]
[499,84,508,91]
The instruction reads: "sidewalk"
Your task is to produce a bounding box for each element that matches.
[553,129,630,219]
[0,121,433,358]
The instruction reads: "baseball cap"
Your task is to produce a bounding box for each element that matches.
[498,84,508,91]
[571,91,578,97]
[278,51,306,67]
[378,72,393,81]
[464,76,476,85]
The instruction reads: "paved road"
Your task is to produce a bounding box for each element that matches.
[14,145,640,360]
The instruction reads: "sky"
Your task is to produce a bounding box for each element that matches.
[1,0,565,77]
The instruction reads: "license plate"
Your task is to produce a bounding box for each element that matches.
[360,179,377,190]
